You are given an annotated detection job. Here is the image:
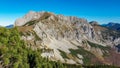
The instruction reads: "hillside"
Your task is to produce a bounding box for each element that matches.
[0,27,119,68]
[0,11,120,68]
[14,11,120,67]
[0,27,82,68]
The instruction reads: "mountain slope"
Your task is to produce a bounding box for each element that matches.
[15,11,120,66]
[0,27,79,68]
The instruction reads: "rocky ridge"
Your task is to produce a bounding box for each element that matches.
[15,11,120,66]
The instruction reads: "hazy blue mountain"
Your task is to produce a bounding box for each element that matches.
[102,22,120,31]
[6,24,13,28]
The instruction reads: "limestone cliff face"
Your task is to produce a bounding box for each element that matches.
[90,21,120,47]
[15,11,98,42]
[15,11,45,26]
[15,11,120,66]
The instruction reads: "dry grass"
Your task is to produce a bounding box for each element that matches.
[18,26,33,33]
[93,25,107,32]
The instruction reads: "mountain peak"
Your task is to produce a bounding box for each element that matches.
[28,10,36,14]
[14,11,120,66]
[90,21,99,26]
[14,11,86,26]
[102,22,120,31]
[15,11,52,26]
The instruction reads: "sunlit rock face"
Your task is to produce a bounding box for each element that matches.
[15,11,47,26]
[15,11,120,66]
[15,11,98,42]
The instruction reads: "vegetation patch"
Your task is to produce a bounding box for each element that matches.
[87,41,110,56]
[58,49,69,59]
[23,20,39,26]
[87,41,109,50]
[69,46,96,65]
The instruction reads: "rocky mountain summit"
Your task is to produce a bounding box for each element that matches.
[15,11,120,66]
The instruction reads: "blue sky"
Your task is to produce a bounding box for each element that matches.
[0,0,120,26]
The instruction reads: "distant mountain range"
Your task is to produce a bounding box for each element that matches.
[102,22,120,31]
[5,24,13,28]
